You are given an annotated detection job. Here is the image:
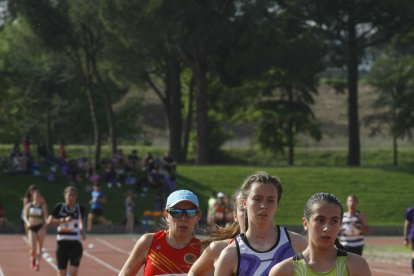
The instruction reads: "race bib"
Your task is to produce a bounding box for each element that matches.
[59,220,77,231]
[29,207,42,216]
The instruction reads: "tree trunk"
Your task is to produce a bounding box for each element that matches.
[167,55,183,162]
[195,54,210,164]
[346,13,361,166]
[182,73,195,162]
[45,100,53,152]
[93,64,117,156]
[287,85,294,166]
[393,135,398,166]
[85,80,102,171]
[82,27,102,171]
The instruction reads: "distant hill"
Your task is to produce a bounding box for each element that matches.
[138,83,411,149]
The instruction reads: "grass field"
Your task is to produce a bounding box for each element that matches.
[1,157,413,226]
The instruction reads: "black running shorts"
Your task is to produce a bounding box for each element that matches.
[56,240,83,269]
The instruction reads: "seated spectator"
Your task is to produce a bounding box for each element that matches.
[141,152,155,172]
[159,165,176,193]
[78,157,92,178]
[6,144,27,174]
[0,201,6,233]
[162,151,177,173]
[127,149,140,171]
[105,162,121,188]
[115,149,127,177]
[22,135,31,158]
[37,141,48,162]
[58,139,67,159]
[148,169,166,193]
[67,159,81,183]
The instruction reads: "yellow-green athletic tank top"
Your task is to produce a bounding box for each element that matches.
[293,249,349,276]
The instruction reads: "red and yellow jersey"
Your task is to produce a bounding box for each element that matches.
[144,231,201,276]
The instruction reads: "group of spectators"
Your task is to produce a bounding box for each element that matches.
[1,135,178,196]
[102,149,177,195]
[2,136,62,176]
[206,191,235,228]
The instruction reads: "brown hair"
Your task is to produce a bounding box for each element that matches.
[63,186,78,197]
[304,192,345,250]
[23,184,38,205]
[200,189,246,250]
[240,171,282,232]
[240,171,282,203]
[348,194,358,203]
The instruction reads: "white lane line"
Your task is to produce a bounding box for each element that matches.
[371,268,411,276]
[0,265,5,276]
[95,238,131,255]
[83,250,120,273]
[22,236,58,270]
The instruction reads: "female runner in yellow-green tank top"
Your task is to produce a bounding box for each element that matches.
[269,193,371,276]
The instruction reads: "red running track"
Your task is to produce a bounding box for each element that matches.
[0,235,411,276]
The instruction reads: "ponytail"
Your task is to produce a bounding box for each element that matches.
[200,222,241,250]
[334,238,346,251]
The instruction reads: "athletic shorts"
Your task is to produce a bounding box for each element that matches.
[344,245,363,256]
[29,223,44,233]
[90,208,103,216]
[56,240,83,269]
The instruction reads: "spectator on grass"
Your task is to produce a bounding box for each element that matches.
[162,151,177,173]
[404,205,414,274]
[125,191,135,234]
[214,192,226,227]
[0,201,7,233]
[141,152,155,172]
[127,149,140,171]
[115,149,127,179]
[6,144,27,174]
[339,194,370,256]
[87,183,112,232]
[22,135,31,157]
[207,191,217,226]
[58,139,67,159]
[37,141,48,162]
[224,193,234,227]
[105,162,121,188]
[78,157,92,178]
[67,159,81,184]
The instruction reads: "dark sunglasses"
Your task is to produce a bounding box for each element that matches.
[167,208,199,218]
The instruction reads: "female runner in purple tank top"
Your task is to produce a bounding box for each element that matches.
[215,171,308,276]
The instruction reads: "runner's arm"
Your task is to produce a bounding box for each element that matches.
[189,240,227,276]
[404,219,410,246]
[22,204,31,227]
[214,243,237,276]
[288,231,308,253]
[347,252,372,276]
[357,212,370,235]
[269,257,294,276]
[118,233,154,276]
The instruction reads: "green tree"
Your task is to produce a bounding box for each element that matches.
[10,0,124,167]
[365,34,414,165]
[100,0,185,162]
[277,0,413,166]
